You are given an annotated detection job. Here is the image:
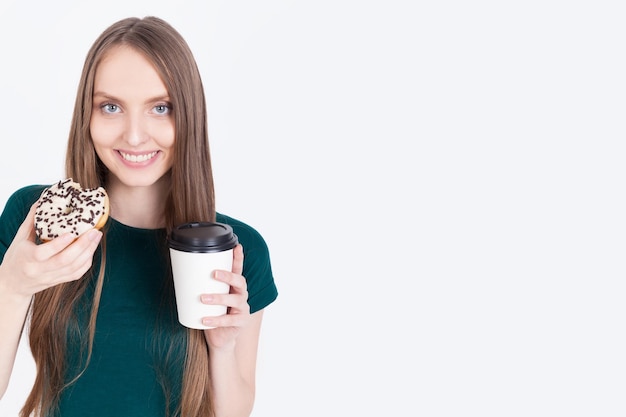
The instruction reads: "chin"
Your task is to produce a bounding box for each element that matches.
[114,172,170,189]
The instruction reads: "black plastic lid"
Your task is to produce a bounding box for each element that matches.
[168,222,238,253]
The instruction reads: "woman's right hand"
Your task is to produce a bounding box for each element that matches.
[0,203,102,298]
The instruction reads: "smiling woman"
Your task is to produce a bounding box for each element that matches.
[0,16,278,417]
[90,45,175,191]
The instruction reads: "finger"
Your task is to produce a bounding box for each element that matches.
[23,201,81,260]
[14,203,39,242]
[38,229,101,282]
[52,229,102,269]
[231,244,244,275]
[213,269,247,292]
[202,293,249,312]
[35,233,77,262]
[50,250,94,285]
[16,204,76,262]
[59,248,98,283]
[203,310,247,329]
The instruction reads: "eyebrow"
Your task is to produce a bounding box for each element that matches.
[92,91,171,104]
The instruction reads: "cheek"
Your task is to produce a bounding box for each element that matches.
[155,121,176,149]
[162,130,176,166]
[90,117,118,147]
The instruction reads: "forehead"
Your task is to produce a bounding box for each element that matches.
[94,45,168,97]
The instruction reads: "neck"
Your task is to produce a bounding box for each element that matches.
[106,176,169,229]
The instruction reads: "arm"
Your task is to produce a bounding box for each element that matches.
[0,205,102,398]
[0,278,32,399]
[209,310,264,417]
[202,244,264,417]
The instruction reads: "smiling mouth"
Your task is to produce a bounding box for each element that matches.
[119,151,158,162]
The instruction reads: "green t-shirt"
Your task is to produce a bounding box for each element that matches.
[0,185,278,416]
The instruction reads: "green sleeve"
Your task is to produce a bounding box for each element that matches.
[0,185,47,263]
[216,213,278,313]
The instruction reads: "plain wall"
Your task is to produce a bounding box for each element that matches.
[1,1,625,416]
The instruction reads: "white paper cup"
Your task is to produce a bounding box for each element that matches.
[168,222,238,329]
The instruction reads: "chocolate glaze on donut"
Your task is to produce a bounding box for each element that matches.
[34,178,109,241]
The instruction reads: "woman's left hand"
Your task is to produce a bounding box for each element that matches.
[202,244,250,349]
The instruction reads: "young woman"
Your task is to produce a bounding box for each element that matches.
[0,16,278,417]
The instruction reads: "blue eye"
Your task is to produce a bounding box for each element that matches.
[101,103,119,113]
[154,104,171,115]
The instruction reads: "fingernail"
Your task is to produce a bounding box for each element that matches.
[201,295,213,303]
[59,233,74,243]
[88,230,102,242]
[202,318,214,326]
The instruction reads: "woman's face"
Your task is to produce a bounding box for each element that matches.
[90,45,175,188]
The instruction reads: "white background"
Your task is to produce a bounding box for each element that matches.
[0,0,625,416]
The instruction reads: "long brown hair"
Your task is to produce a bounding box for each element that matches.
[22,17,215,417]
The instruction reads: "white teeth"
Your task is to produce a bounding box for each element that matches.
[120,151,157,162]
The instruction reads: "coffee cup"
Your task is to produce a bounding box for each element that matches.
[168,221,238,329]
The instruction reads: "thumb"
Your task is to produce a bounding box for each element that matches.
[16,203,75,256]
[14,203,38,243]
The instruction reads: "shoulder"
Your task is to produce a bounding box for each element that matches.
[0,184,48,256]
[215,212,278,312]
[7,184,48,204]
[2,184,48,219]
[215,212,269,253]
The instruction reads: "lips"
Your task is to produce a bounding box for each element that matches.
[118,151,158,163]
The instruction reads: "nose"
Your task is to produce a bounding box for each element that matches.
[123,112,148,146]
